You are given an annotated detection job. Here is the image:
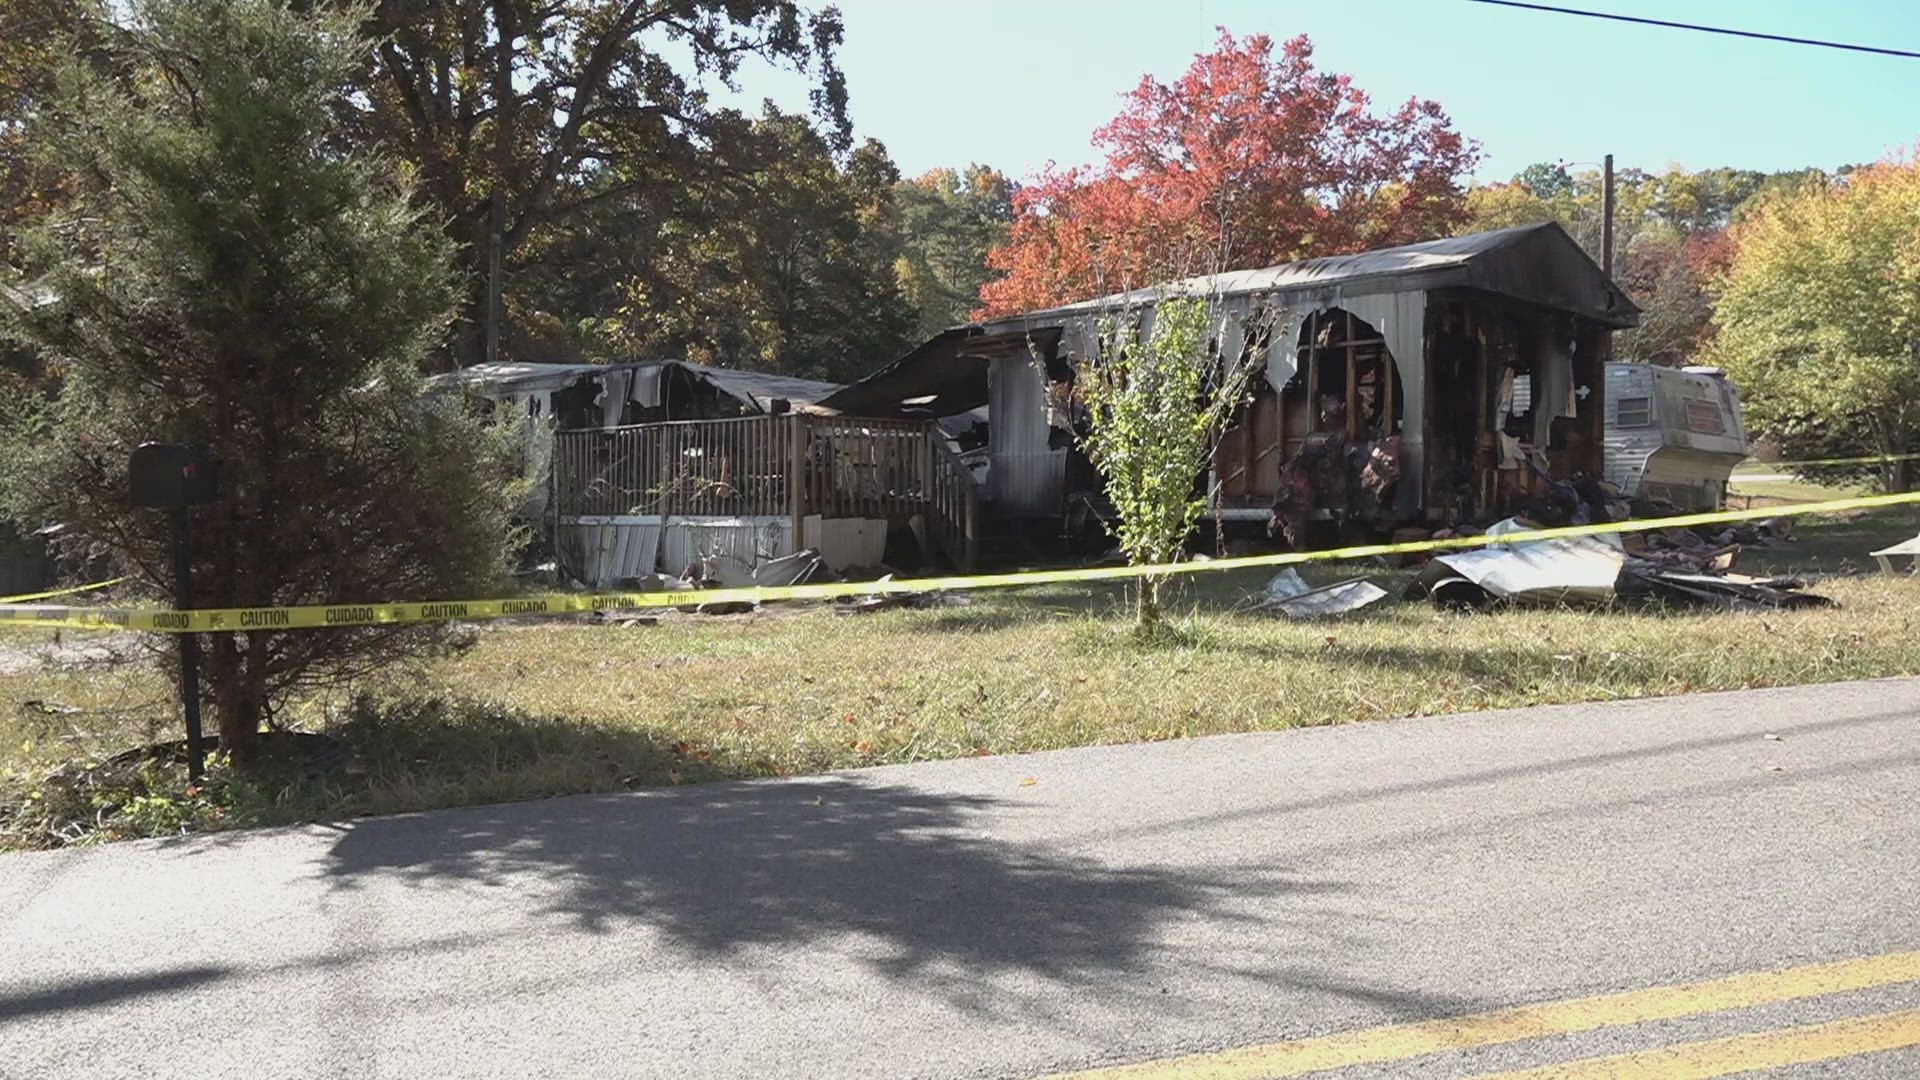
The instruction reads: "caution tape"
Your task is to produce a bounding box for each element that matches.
[0,577,123,605]
[2,492,1916,634]
[1740,451,1920,471]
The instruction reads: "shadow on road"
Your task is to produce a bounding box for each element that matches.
[0,966,228,1022]
[320,777,1346,1008]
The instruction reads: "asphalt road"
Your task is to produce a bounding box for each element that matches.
[4,679,1919,1079]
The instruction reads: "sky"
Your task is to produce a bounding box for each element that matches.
[729,0,1920,185]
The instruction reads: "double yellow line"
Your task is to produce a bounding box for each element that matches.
[3,490,1916,634]
[1051,950,1920,1079]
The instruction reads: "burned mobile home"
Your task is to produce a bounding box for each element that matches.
[822,222,1639,543]
[436,359,981,586]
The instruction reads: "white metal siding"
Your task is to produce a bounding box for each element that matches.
[987,355,1067,519]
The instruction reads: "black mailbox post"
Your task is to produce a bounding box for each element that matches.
[130,443,219,780]
[130,444,218,508]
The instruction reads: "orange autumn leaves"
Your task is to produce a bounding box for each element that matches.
[977,32,1480,316]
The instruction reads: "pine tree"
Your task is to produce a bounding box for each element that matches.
[0,0,521,761]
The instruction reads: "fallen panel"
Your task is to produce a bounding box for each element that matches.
[1433,536,1625,603]
[1872,534,1920,558]
[1872,533,1920,572]
[1265,579,1389,619]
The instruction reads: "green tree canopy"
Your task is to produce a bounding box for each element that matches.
[1708,163,1920,492]
[0,0,521,759]
[1469,161,1843,367]
[346,0,848,367]
[529,111,915,382]
[894,164,1012,338]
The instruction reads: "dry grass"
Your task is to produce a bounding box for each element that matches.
[5,508,1920,849]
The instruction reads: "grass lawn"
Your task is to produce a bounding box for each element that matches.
[1725,462,1884,513]
[5,505,1920,849]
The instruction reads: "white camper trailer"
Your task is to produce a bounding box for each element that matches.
[1602,363,1748,510]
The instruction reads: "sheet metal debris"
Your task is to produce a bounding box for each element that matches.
[1872,534,1920,573]
[1431,535,1626,604]
[1256,569,1389,619]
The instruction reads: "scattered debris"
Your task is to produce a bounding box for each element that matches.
[1402,515,1832,612]
[1263,569,1311,602]
[1272,580,1389,619]
[1871,533,1920,573]
[835,588,970,615]
[689,548,831,589]
[1431,535,1626,605]
[1254,569,1389,619]
[692,599,758,616]
[1617,568,1832,610]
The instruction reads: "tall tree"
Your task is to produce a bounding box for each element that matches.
[0,0,100,264]
[562,112,914,381]
[0,0,521,760]
[893,164,1012,338]
[979,32,1479,315]
[1708,162,1920,492]
[348,0,849,367]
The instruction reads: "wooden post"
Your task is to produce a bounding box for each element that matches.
[788,413,807,553]
[963,485,980,572]
[1390,340,1405,432]
[1306,312,1320,430]
[1344,311,1359,439]
[1473,308,1491,513]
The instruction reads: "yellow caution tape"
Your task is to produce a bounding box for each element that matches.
[0,577,123,604]
[2,492,1915,634]
[1741,451,1920,470]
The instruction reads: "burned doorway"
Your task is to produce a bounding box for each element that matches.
[1215,307,1407,519]
[1289,309,1405,441]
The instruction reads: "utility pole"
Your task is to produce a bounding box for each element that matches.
[1601,153,1615,279]
[1602,153,1617,361]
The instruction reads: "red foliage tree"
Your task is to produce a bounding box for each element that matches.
[978,32,1480,316]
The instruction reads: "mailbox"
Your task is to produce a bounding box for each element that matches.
[129,443,219,508]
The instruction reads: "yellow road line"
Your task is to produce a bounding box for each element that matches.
[1046,951,1920,1079]
[1468,1006,1920,1079]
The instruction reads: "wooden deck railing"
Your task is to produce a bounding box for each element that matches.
[552,414,979,566]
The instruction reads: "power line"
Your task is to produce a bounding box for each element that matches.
[1463,0,1920,60]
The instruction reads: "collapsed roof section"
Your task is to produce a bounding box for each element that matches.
[812,327,1061,420]
[438,359,843,422]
